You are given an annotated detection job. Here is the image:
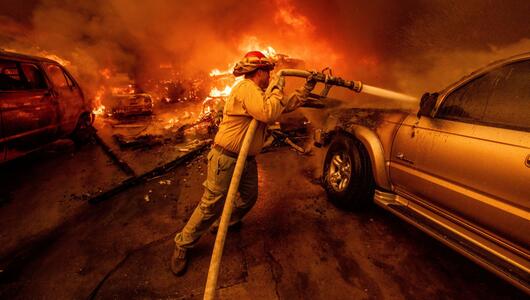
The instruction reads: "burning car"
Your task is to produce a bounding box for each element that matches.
[103,74,153,117]
[274,53,306,70]
[0,50,93,162]
[316,53,530,292]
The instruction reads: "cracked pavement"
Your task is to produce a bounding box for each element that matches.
[0,144,526,299]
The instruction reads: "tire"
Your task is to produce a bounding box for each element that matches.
[71,113,95,145]
[323,134,375,210]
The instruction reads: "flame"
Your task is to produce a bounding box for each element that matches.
[205,44,277,110]
[99,68,111,80]
[42,53,71,66]
[164,117,180,129]
[238,37,280,60]
[209,85,232,97]
[92,104,106,116]
[209,69,231,77]
[4,48,72,66]
[92,86,106,116]
[261,46,277,58]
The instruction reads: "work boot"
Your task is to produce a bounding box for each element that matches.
[170,246,188,276]
[210,220,242,234]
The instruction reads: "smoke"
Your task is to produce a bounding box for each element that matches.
[394,39,530,96]
[1,0,527,185]
[1,0,529,101]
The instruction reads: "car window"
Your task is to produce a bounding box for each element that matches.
[63,70,76,88]
[21,63,48,89]
[0,60,26,91]
[481,60,530,131]
[45,64,69,88]
[437,69,502,123]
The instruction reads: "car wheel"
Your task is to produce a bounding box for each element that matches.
[71,113,95,145]
[323,134,374,210]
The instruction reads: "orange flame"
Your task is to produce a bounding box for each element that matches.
[92,86,106,116]
[206,45,277,103]
[99,68,111,80]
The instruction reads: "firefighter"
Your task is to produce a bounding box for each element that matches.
[171,51,316,275]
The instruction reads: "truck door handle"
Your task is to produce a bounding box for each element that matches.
[396,152,414,164]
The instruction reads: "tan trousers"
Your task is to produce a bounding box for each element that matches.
[174,147,258,249]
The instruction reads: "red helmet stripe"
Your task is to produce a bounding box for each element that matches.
[244,51,266,59]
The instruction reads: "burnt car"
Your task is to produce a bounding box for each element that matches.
[103,75,153,117]
[316,53,530,292]
[0,50,93,162]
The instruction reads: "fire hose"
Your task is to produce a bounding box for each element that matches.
[203,69,363,300]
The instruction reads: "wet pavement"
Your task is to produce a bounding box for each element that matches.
[0,143,526,299]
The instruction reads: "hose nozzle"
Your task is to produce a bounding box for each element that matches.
[276,69,363,94]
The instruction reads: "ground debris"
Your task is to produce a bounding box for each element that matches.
[70,192,92,201]
[177,138,213,152]
[262,129,311,154]
[111,123,148,129]
[113,133,179,150]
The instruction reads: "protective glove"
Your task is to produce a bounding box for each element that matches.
[266,74,285,94]
[302,72,318,97]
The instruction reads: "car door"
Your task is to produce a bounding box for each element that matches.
[0,59,58,161]
[390,59,530,252]
[43,63,83,135]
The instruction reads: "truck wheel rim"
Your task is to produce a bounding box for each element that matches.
[328,153,352,192]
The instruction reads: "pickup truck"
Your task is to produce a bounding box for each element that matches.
[316,52,530,293]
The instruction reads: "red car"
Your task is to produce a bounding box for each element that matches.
[0,50,93,162]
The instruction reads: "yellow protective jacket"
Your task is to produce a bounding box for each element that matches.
[213,77,304,156]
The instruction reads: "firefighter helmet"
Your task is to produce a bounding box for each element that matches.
[233,51,275,76]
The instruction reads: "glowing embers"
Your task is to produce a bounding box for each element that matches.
[92,104,106,116]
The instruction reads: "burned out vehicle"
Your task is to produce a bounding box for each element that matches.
[104,76,153,117]
[111,92,153,117]
[274,53,306,70]
[317,53,530,292]
[0,50,93,162]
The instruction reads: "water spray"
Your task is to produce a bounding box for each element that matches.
[277,68,417,106]
[361,84,417,102]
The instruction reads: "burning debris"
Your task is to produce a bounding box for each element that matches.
[263,120,312,154]
[176,139,213,153]
[268,129,310,154]
[91,73,154,118]
[92,46,310,157]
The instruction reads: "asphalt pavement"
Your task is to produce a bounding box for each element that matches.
[0,143,525,299]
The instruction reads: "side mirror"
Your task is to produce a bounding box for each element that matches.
[417,92,438,118]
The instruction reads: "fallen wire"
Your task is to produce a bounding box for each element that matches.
[89,139,211,204]
[93,132,136,177]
